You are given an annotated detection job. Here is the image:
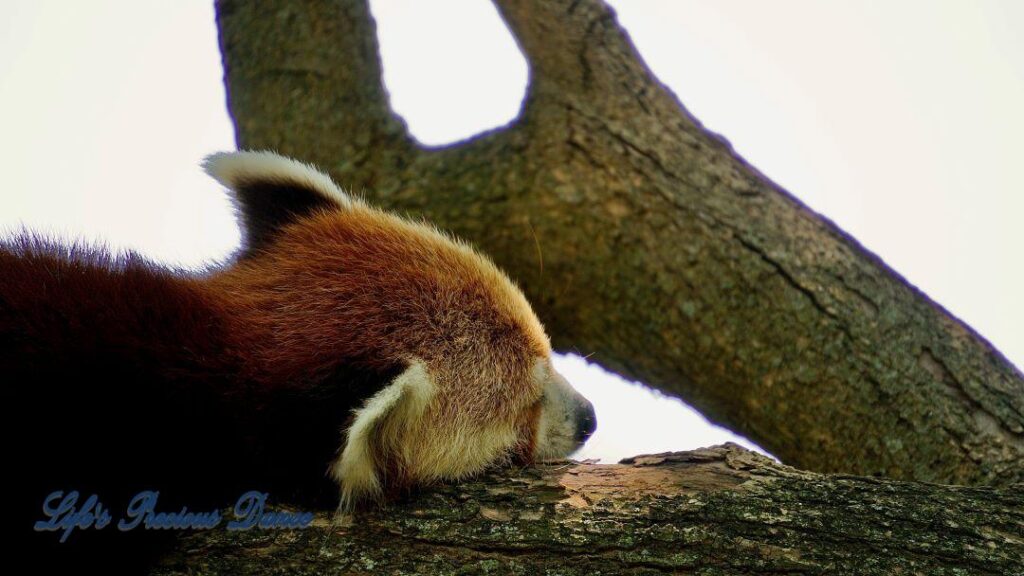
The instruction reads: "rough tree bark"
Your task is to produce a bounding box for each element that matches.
[213,0,1024,488]
[154,444,1024,575]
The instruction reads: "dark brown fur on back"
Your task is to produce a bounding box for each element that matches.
[1,237,397,571]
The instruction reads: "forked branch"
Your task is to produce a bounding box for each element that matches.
[215,0,1024,486]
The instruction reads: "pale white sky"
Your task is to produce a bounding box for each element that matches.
[2,1,1021,462]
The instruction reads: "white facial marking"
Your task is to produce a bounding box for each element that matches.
[533,358,594,460]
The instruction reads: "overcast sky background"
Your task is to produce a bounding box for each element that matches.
[1,1,1021,462]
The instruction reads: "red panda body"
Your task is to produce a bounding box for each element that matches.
[2,152,595,572]
[2,240,374,570]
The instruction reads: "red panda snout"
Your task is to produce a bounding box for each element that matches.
[575,396,598,444]
[533,362,598,460]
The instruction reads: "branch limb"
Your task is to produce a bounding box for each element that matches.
[215,0,414,187]
[153,445,1024,575]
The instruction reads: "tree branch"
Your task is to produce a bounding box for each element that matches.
[153,445,1024,575]
[214,0,1024,486]
[215,0,414,188]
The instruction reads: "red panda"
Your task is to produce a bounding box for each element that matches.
[2,151,596,568]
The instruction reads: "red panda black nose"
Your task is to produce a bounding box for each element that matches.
[575,398,597,443]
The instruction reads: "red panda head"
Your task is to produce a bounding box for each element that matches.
[203,151,596,507]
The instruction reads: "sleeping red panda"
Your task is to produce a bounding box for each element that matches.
[2,151,595,568]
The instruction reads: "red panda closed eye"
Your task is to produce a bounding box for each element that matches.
[2,151,597,537]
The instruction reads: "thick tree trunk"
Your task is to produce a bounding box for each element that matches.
[153,444,1024,575]
[214,0,1024,486]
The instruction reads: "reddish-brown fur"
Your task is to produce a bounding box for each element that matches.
[212,206,550,415]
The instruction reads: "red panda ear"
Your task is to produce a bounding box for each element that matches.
[203,151,353,255]
[329,360,436,509]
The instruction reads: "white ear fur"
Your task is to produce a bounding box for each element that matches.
[329,361,435,508]
[202,150,353,208]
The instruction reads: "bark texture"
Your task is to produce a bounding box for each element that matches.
[154,444,1024,575]
[214,0,1024,486]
